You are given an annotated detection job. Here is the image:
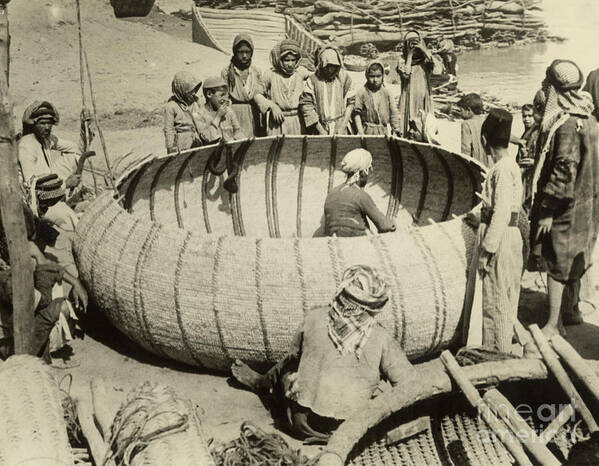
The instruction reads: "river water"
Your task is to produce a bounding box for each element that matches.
[458,0,599,105]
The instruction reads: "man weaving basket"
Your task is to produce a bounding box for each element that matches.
[231,264,418,443]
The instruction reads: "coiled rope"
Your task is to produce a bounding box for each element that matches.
[211,422,314,466]
[102,382,196,466]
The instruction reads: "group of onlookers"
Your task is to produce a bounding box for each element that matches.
[162,30,456,153]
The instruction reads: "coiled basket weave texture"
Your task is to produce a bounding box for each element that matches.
[0,355,73,466]
[74,135,485,372]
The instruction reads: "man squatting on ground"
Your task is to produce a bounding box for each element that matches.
[0,175,87,366]
[232,264,419,442]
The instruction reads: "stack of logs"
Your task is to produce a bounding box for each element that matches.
[194,0,547,52]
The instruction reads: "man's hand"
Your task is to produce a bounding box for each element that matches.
[478,249,493,275]
[334,121,348,135]
[270,104,285,125]
[65,174,81,189]
[284,371,300,401]
[464,210,480,229]
[536,216,553,239]
[214,102,229,122]
[69,280,88,314]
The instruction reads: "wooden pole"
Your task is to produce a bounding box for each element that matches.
[483,388,561,465]
[0,0,35,355]
[529,325,599,433]
[550,335,599,408]
[440,350,534,466]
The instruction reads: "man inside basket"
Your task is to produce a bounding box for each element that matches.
[231,264,418,443]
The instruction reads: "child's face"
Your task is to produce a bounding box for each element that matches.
[458,107,474,120]
[281,54,298,74]
[234,44,253,67]
[533,107,543,125]
[366,67,383,89]
[208,87,229,109]
[323,64,340,80]
[407,38,419,50]
[522,109,534,130]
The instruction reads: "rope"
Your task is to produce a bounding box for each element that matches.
[102,382,195,466]
[211,422,313,466]
[84,50,116,191]
[75,0,98,196]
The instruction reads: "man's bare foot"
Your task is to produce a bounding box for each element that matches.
[541,324,566,339]
[231,359,265,392]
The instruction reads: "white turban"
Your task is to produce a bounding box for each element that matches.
[341,149,372,184]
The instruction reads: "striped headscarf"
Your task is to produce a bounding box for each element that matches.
[270,39,301,76]
[328,265,389,358]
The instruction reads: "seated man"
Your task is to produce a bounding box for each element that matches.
[232,265,418,442]
[196,76,245,145]
[18,101,82,232]
[324,148,396,237]
[0,175,88,367]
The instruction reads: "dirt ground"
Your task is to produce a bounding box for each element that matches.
[8,0,599,461]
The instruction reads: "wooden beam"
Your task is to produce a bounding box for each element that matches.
[0,0,35,355]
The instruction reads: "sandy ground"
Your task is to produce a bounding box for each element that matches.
[7,0,598,460]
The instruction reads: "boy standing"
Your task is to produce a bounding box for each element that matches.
[516,103,541,208]
[467,108,523,352]
[457,93,491,167]
[196,76,246,145]
[353,60,400,136]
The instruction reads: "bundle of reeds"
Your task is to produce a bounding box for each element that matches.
[194,0,547,52]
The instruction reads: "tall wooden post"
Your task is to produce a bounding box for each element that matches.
[0,0,35,355]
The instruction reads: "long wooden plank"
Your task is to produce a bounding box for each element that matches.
[0,3,35,354]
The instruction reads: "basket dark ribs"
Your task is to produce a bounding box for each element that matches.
[73,135,485,371]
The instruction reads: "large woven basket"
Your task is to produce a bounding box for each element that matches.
[0,355,73,466]
[73,135,485,372]
[328,360,583,465]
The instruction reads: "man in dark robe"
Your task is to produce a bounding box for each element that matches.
[529,59,599,336]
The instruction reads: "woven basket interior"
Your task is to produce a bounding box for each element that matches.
[118,135,484,238]
[349,379,583,466]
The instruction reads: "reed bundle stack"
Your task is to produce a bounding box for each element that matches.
[193,0,546,52]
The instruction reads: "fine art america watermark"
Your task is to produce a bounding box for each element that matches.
[475,400,588,444]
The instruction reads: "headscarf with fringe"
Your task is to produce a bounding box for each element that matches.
[227,34,254,92]
[540,60,594,134]
[270,39,301,77]
[531,60,594,207]
[327,265,389,358]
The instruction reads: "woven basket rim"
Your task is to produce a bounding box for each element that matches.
[114,135,488,196]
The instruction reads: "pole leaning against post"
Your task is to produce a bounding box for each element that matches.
[0,0,36,355]
[440,350,534,466]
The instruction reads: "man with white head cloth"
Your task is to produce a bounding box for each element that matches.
[323,148,396,237]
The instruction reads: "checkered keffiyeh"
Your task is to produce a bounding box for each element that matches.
[541,60,594,133]
[327,265,389,358]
